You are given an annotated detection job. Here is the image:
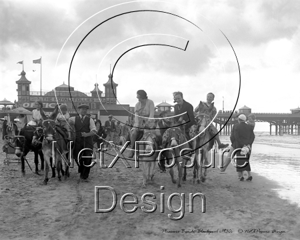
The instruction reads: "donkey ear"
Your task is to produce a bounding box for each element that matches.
[49,105,59,120]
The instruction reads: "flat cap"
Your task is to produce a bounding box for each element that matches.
[78,104,89,109]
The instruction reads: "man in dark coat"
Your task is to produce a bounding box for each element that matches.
[230,114,255,181]
[104,115,116,149]
[173,91,195,140]
[69,104,96,181]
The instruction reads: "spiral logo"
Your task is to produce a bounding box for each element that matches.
[54,0,241,158]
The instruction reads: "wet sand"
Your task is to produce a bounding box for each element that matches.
[0,137,300,240]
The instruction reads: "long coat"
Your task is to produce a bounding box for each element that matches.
[230,121,255,172]
[231,122,255,149]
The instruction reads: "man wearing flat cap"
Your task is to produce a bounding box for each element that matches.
[104,115,116,148]
[69,104,96,181]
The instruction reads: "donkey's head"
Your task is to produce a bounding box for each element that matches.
[14,135,26,157]
[42,119,57,142]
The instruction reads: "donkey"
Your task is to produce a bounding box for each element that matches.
[190,113,214,184]
[161,124,189,188]
[41,106,74,184]
[138,129,161,187]
[14,125,45,175]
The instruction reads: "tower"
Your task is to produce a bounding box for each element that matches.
[16,70,31,102]
[90,83,103,98]
[103,73,118,104]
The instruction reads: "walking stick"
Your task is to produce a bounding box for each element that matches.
[24,157,34,173]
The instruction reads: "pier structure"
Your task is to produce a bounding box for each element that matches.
[215,106,300,135]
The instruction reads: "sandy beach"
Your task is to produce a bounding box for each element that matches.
[0,135,300,240]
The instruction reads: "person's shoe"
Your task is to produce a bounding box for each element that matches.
[246,176,253,181]
[239,177,244,181]
[219,143,229,149]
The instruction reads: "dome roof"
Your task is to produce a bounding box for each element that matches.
[0,98,14,106]
[54,82,75,91]
[91,83,103,94]
[16,70,31,84]
[103,74,118,87]
[45,82,87,97]
[239,105,251,110]
[156,101,173,107]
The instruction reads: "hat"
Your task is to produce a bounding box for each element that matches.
[108,115,113,118]
[35,101,43,108]
[238,114,246,121]
[60,104,67,111]
[27,120,37,126]
[78,104,89,109]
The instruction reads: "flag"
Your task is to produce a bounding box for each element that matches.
[17,61,23,64]
[33,57,41,64]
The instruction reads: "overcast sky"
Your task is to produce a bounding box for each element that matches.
[1,0,300,121]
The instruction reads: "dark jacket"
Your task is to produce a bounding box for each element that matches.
[74,115,93,157]
[174,100,195,132]
[93,127,107,146]
[231,122,255,149]
[104,120,116,133]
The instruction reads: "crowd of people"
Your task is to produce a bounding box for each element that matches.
[1,89,255,182]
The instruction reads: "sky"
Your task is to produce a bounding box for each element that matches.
[1,0,300,131]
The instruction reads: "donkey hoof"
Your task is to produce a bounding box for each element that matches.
[22,171,25,177]
[44,179,48,185]
[172,180,176,184]
[58,177,61,181]
[197,179,201,184]
[201,177,206,182]
[177,184,181,188]
[182,177,186,181]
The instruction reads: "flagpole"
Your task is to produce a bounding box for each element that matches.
[22,61,24,71]
[40,57,42,96]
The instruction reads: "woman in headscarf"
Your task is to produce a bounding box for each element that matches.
[32,101,46,125]
[127,90,155,158]
[93,120,107,148]
[56,104,72,140]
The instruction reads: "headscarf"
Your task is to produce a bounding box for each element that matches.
[137,90,148,99]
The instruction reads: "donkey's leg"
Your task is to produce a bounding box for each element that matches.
[39,150,44,171]
[199,149,206,182]
[192,152,197,184]
[50,157,56,178]
[150,156,156,182]
[21,155,25,176]
[182,166,187,181]
[21,148,30,176]
[195,151,201,184]
[57,155,62,181]
[169,167,176,184]
[177,161,183,188]
[43,152,50,185]
[203,152,208,177]
[142,160,148,187]
[34,151,39,174]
